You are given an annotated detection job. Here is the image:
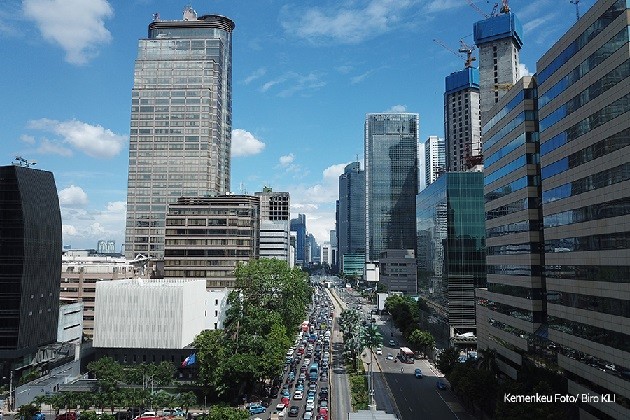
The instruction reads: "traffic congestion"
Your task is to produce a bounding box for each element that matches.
[247,287,332,420]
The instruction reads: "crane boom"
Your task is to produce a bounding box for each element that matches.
[466,0,489,18]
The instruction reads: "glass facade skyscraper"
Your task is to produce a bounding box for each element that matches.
[337,162,366,260]
[125,9,235,259]
[365,113,419,262]
[416,172,485,339]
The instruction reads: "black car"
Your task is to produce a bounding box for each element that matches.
[288,405,300,417]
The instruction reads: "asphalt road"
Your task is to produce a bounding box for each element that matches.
[326,288,351,420]
[341,289,476,420]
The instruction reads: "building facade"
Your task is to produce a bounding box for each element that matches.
[536,1,629,418]
[290,214,307,266]
[424,135,446,185]
[0,165,62,381]
[125,9,235,260]
[255,188,291,262]
[163,195,260,288]
[378,249,417,295]
[337,162,366,262]
[365,113,419,262]
[416,172,486,338]
[444,68,482,171]
[473,8,523,126]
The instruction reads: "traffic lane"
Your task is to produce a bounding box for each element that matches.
[376,355,475,420]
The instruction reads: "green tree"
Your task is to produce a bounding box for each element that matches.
[407,329,435,358]
[384,295,419,337]
[88,356,124,394]
[436,347,459,376]
[206,406,249,420]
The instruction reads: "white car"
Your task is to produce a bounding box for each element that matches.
[376,347,382,355]
[386,353,394,360]
[306,399,315,410]
[294,390,303,400]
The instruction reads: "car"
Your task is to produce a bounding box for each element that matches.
[319,400,328,410]
[56,413,77,420]
[414,368,423,378]
[288,406,300,417]
[436,380,448,390]
[296,384,304,392]
[306,400,316,410]
[388,339,397,346]
[375,347,382,355]
[248,404,266,415]
[302,412,313,420]
[276,403,287,411]
[386,353,394,360]
[294,390,304,400]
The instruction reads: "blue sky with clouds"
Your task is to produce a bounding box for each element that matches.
[1,0,594,250]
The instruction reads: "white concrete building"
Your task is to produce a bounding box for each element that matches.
[93,279,207,349]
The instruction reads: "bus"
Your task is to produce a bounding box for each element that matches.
[399,347,415,363]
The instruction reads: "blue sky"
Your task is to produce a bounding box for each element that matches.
[1,0,595,250]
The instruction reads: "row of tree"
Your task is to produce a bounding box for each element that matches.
[193,259,312,401]
[338,309,382,370]
[384,295,435,357]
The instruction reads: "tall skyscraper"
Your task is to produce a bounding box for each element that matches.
[537,1,629,418]
[365,113,419,262]
[125,7,235,260]
[424,136,446,185]
[290,214,307,265]
[477,1,629,418]
[444,67,482,171]
[473,5,523,126]
[255,188,291,262]
[337,162,366,263]
[0,165,62,380]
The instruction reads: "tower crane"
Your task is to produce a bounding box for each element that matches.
[14,156,36,168]
[433,38,477,69]
[570,0,580,22]
[466,0,489,18]
[500,0,511,13]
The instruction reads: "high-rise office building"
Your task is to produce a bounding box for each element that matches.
[290,214,307,266]
[0,165,62,380]
[337,162,366,263]
[424,136,446,184]
[255,188,290,262]
[476,76,542,378]
[125,8,235,260]
[473,6,523,126]
[365,113,419,262]
[163,195,259,289]
[477,1,630,418]
[537,1,629,418]
[444,68,482,171]
[417,172,485,341]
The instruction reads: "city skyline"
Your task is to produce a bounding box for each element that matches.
[1,0,597,249]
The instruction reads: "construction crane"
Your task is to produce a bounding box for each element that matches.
[458,40,477,68]
[570,0,580,22]
[500,0,511,13]
[494,83,513,91]
[434,38,476,69]
[466,0,490,18]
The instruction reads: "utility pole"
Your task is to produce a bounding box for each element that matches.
[9,370,13,412]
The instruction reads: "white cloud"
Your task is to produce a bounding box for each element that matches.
[27,118,126,158]
[518,63,533,77]
[23,0,114,65]
[20,134,35,144]
[424,0,464,13]
[350,69,375,85]
[60,200,126,249]
[37,138,73,157]
[385,105,407,112]
[260,72,326,97]
[243,67,267,85]
[280,0,414,45]
[279,153,295,166]
[59,185,88,207]
[231,129,266,157]
[336,65,353,74]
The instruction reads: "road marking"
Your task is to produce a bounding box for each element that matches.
[435,390,461,420]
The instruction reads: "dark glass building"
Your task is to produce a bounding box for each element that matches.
[416,172,486,340]
[365,113,419,262]
[290,214,307,266]
[0,165,62,377]
[337,162,366,266]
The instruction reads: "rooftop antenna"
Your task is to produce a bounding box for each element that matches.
[570,0,580,22]
[152,12,160,21]
[14,156,37,168]
[183,4,197,21]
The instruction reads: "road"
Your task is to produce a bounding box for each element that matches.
[338,288,476,420]
[326,288,351,420]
